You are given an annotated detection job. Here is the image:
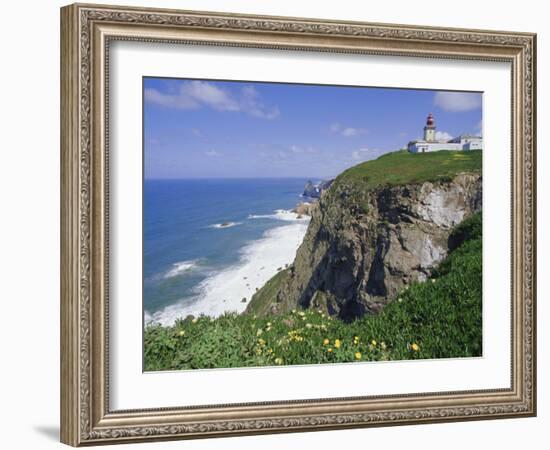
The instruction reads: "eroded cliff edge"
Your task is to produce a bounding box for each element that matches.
[247,151,482,321]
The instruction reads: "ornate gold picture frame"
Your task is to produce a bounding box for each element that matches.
[60,3,536,446]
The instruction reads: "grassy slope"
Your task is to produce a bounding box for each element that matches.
[333,149,482,191]
[144,213,482,370]
[245,268,290,316]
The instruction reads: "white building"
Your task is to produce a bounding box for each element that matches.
[407,113,482,153]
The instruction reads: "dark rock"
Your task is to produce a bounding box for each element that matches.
[302,179,334,199]
[303,180,317,198]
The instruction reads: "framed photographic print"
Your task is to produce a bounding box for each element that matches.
[60,3,537,446]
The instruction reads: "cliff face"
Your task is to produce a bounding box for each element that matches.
[268,172,482,321]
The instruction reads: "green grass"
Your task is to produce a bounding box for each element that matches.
[333,149,482,192]
[245,268,290,316]
[144,213,482,371]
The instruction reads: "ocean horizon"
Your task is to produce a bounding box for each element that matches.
[143,177,317,325]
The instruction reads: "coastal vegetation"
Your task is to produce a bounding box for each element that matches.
[333,149,481,191]
[144,211,482,371]
[323,149,481,215]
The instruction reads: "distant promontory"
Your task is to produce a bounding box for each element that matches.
[302,179,333,199]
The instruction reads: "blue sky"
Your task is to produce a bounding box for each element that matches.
[144,78,482,179]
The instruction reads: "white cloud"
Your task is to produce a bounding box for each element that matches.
[144,88,197,109]
[351,148,371,160]
[240,86,280,119]
[205,150,222,157]
[350,147,391,162]
[185,81,239,111]
[289,145,316,154]
[435,130,453,141]
[434,92,482,112]
[256,148,291,164]
[329,123,368,137]
[342,127,363,137]
[145,81,279,119]
[475,119,483,135]
[329,123,341,133]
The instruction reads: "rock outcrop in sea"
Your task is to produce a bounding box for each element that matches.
[291,201,317,217]
[302,179,334,199]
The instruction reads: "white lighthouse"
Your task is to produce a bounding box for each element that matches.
[423,112,436,141]
[407,113,483,153]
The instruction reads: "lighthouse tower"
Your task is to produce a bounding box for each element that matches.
[423,113,436,141]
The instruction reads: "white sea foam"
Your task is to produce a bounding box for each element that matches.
[248,209,310,222]
[209,221,242,229]
[163,260,198,279]
[145,221,309,326]
[144,310,154,325]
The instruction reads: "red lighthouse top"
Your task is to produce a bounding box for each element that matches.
[426,113,435,127]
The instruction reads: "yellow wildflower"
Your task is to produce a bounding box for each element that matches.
[371,340,377,346]
[323,338,330,345]
[334,339,341,349]
[411,343,420,352]
[275,357,283,365]
[256,329,263,336]
[306,323,313,329]
[178,330,185,337]
[355,352,362,360]
[327,347,333,353]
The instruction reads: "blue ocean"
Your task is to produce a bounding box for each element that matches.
[144,178,312,324]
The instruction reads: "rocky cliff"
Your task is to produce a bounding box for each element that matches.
[248,151,482,321]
